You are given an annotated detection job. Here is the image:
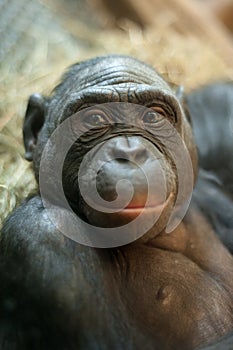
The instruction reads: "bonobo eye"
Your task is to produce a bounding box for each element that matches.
[143,107,165,124]
[84,110,108,127]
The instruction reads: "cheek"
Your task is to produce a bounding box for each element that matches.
[164,165,177,194]
[62,151,83,202]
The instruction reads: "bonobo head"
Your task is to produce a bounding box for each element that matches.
[23,55,197,244]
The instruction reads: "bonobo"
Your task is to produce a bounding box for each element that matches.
[0,55,233,350]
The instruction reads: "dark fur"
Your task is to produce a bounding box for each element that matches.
[189,83,233,253]
[0,56,233,350]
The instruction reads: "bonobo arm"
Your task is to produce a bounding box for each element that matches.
[0,196,83,350]
[0,196,131,350]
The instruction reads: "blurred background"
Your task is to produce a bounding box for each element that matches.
[0,0,232,225]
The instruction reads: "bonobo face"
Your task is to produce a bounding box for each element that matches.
[62,103,178,233]
[24,55,197,243]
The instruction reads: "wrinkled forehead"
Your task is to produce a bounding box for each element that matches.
[49,57,179,124]
[75,57,169,89]
[56,56,171,94]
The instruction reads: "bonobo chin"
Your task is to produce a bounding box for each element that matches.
[0,54,233,350]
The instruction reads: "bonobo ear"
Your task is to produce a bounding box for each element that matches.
[175,85,184,102]
[176,85,192,123]
[23,93,48,161]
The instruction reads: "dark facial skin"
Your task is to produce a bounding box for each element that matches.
[0,55,233,350]
[33,56,197,240]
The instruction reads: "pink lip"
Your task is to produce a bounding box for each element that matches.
[119,194,173,216]
[122,204,164,215]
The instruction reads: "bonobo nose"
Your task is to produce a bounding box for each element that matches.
[112,136,148,163]
[95,135,165,207]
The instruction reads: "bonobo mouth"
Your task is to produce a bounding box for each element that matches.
[82,192,175,229]
[112,192,174,219]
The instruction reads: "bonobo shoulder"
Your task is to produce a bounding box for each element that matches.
[1,196,61,246]
[0,196,74,283]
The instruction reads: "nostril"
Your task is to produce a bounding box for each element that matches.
[113,146,147,162]
[135,147,148,162]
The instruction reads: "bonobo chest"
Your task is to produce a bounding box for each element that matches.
[115,210,233,349]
